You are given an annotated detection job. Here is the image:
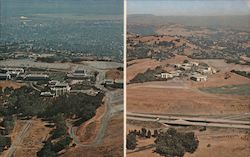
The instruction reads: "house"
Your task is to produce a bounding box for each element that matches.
[40,92,55,97]
[180,65,192,71]
[2,68,25,74]
[196,67,212,75]
[1,68,25,79]
[169,70,181,77]
[114,79,123,84]
[104,79,114,85]
[174,64,181,68]
[50,83,71,97]
[24,74,50,81]
[66,68,95,80]
[190,74,207,82]
[190,62,199,66]
[48,80,60,86]
[161,72,173,79]
[0,73,11,80]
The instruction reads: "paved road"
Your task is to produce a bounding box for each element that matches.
[221,113,250,120]
[127,112,250,125]
[68,90,123,147]
[29,82,41,92]
[5,120,32,157]
[66,64,123,147]
[127,112,250,129]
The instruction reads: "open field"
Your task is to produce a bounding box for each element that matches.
[200,84,250,95]
[127,82,250,115]
[105,69,123,80]
[0,59,123,73]
[0,81,25,89]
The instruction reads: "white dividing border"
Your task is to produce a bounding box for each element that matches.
[123,0,127,156]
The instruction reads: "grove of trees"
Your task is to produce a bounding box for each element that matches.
[155,128,199,157]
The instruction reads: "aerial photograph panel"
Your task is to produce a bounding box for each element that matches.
[0,0,123,157]
[126,0,250,157]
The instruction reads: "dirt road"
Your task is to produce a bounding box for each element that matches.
[5,120,32,157]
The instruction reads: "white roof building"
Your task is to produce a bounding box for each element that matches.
[161,72,174,79]
[51,83,71,97]
[190,74,207,82]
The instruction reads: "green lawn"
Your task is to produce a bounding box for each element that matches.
[200,84,250,95]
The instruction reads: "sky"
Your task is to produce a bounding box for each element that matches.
[127,0,250,16]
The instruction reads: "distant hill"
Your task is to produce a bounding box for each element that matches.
[128,14,250,31]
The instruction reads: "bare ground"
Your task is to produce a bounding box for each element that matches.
[13,119,53,157]
[62,114,123,157]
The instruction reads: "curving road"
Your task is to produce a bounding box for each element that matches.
[67,66,123,147]
[68,90,123,147]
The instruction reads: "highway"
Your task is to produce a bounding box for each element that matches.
[5,120,32,157]
[127,112,250,129]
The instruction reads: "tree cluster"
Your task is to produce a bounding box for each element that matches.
[231,70,250,78]
[154,128,199,157]
[126,128,159,150]
[0,135,11,153]
[0,116,14,135]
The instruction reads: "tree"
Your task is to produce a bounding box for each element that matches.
[126,132,137,150]
[4,87,13,95]
[137,130,141,136]
[153,130,159,138]
[37,140,57,157]
[141,128,147,137]
[0,87,3,95]
[147,130,151,138]
[0,135,11,153]
[154,128,199,157]
[52,135,72,152]
[181,132,199,153]
[2,116,14,135]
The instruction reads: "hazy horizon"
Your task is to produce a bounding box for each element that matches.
[0,0,124,58]
[127,0,250,16]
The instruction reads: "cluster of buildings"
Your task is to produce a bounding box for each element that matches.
[0,68,25,80]
[41,68,97,97]
[0,66,98,97]
[157,61,216,82]
[0,68,50,81]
